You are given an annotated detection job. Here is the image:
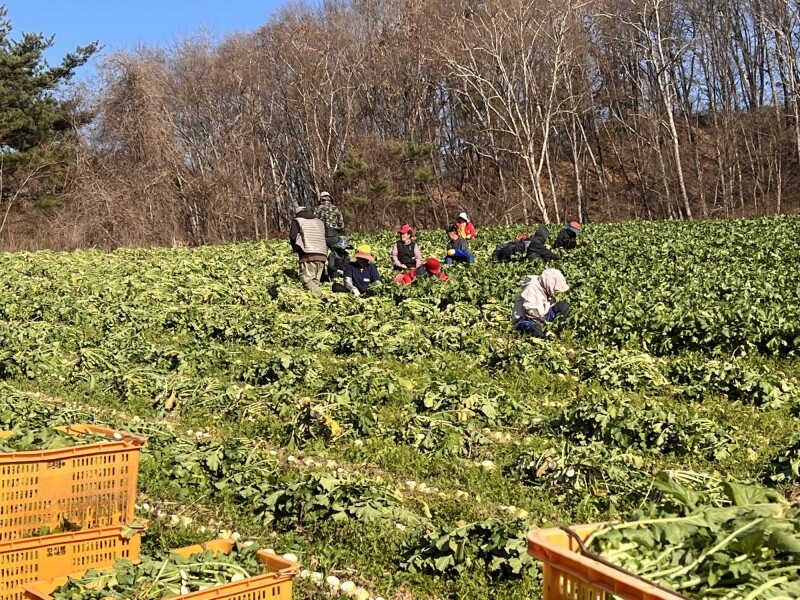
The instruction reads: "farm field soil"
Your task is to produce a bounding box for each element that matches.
[1,215,799,599]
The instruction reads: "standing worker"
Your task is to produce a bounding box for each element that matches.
[315,191,344,232]
[316,191,347,281]
[289,205,328,292]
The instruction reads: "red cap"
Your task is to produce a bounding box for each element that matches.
[398,224,414,235]
[569,221,581,229]
[424,257,441,274]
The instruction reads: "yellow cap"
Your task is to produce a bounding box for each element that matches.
[354,244,374,261]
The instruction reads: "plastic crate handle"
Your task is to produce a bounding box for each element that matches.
[558,525,691,600]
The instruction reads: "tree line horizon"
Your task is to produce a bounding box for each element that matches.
[2,0,800,251]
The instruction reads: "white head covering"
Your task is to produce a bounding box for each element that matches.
[458,212,470,221]
[539,269,569,297]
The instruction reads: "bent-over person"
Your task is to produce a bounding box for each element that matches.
[511,269,570,338]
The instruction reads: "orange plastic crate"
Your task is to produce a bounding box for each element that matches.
[528,523,687,600]
[24,538,299,600]
[0,524,141,600]
[0,425,146,542]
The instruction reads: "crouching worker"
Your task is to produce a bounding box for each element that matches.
[525,226,560,262]
[454,212,477,240]
[325,234,352,281]
[395,257,448,285]
[392,224,422,271]
[553,221,581,250]
[511,269,570,338]
[493,233,531,262]
[332,245,380,297]
[444,225,474,265]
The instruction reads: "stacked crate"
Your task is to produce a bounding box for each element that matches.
[0,425,146,600]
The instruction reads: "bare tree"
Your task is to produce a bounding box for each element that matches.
[11,0,795,251]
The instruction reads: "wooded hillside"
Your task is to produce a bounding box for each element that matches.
[4,0,800,250]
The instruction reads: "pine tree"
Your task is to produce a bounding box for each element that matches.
[0,5,97,207]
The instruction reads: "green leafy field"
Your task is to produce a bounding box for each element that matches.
[1,216,799,599]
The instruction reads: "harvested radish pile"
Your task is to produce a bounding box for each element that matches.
[51,543,269,599]
[587,474,800,598]
[0,427,118,452]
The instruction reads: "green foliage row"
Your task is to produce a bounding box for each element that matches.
[1,215,799,598]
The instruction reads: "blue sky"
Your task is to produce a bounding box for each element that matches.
[3,1,286,74]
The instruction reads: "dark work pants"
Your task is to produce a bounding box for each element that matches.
[515,301,570,338]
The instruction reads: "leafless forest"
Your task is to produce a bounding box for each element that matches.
[8,0,800,249]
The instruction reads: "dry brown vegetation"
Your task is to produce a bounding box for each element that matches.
[5,0,800,250]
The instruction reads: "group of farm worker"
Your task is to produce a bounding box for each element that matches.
[390,221,476,284]
[289,191,579,338]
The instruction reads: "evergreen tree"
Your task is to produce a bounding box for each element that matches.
[0,4,97,206]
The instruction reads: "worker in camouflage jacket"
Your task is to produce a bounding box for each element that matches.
[315,191,346,281]
[315,191,344,232]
